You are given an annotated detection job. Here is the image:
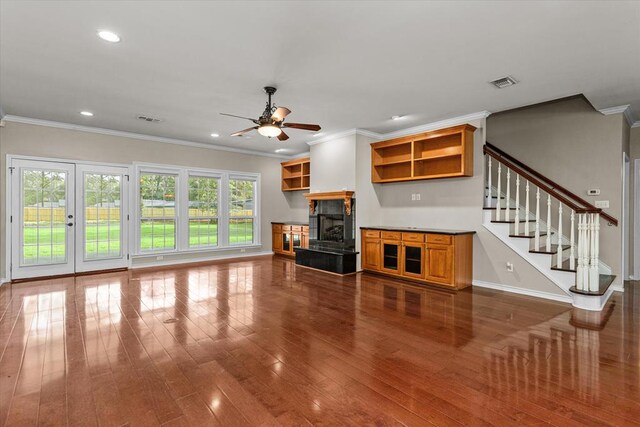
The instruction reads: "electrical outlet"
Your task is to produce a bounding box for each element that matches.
[587,189,600,196]
[240,248,246,253]
[506,262,514,272]
[595,200,609,209]
[156,255,164,261]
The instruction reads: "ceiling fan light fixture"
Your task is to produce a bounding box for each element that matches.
[258,124,282,138]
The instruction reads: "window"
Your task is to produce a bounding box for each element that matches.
[229,178,256,245]
[135,164,259,255]
[139,173,177,251]
[188,175,219,248]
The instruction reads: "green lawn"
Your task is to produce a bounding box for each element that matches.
[22,221,254,261]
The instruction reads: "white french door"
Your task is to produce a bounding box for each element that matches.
[75,164,129,272]
[9,158,129,280]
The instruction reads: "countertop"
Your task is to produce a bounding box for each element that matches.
[360,226,475,235]
[271,221,309,226]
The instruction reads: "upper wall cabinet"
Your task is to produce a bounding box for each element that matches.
[281,157,310,191]
[371,124,476,183]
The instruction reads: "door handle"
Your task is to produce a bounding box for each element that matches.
[67,222,74,227]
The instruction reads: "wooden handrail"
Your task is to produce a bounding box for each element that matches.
[483,143,618,226]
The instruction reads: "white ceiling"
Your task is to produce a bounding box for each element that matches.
[1,1,639,156]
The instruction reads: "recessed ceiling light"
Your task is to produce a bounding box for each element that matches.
[275,148,287,153]
[80,111,94,117]
[97,30,120,43]
[391,115,404,121]
[210,133,220,138]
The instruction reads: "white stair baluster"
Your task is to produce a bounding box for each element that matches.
[576,213,584,291]
[569,210,575,270]
[556,204,563,268]
[534,188,541,249]
[496,163,502,221]
[582,213,591,291]
[589,213,600,293]
[486,157,492,206]
[505,169,511,222]
[546,194,552,252]
[524,181,530,235]
[514,174,520,235]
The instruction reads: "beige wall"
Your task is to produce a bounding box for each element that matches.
[487,97,626,286]
[0,121,308,278]
[309,134,356,192]
[311,125,567,297]
[631,126,640,278]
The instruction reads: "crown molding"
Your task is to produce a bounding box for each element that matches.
[376,110,491,140]
[598,104,638,128]
[2,115,291,159]
[305,110,491,147]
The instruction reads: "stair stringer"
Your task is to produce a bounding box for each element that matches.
[483,211,574,296]
[483,211,614,311]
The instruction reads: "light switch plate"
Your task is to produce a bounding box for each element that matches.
[595,200,609,208]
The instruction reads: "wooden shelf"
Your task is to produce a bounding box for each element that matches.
[370,124,475,183]
[281,157,310,192]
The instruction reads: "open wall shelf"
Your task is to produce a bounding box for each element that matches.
[371,124,476,183]
[281,157,310,191]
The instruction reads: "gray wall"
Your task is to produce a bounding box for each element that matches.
[0,121,308,278]
[487,97,626,286]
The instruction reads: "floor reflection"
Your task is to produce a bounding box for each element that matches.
[1,261,639,425]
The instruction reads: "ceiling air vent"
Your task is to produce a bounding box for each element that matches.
[490,76,517,89]
[136,115,162,123]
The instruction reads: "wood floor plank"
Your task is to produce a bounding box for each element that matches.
[1,259,639,426]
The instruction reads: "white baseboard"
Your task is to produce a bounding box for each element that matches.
[610,284,625,292]
[130,250,274,270]
[472,279,572,304]
[0,278,9,286]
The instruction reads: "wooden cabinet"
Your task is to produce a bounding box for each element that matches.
[371,124,476,183]
[362,238,381,271]
[281,157,310,191]
[425,244,454,285]
[272,223,309,256]
[360,228,473,290]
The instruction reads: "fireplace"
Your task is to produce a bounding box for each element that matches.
[295,191,357,274]
[308,198,355,250]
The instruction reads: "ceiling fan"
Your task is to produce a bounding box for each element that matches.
[221,86,321,141]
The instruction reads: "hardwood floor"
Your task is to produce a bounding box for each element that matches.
[1,256,639,426]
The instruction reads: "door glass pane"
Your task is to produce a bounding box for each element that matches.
[292,233,301,248]
[282,233,290,251]
[84,173,122,259]
[21,169,67,265]
[404,246,422,275]
[383,243,398,270]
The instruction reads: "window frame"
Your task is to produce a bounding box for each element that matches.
[137,167,180,254]
[228,174,259,246]
[133,163,260,256]
[185,171,222,249]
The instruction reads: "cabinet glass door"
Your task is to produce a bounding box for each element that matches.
[382,242,399,271]
[292,233,301,248]
[403,244,423,277]
[282,233,291,252]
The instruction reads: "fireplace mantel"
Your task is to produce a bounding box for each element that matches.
[304,191,355,215]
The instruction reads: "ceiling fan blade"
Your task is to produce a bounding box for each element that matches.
[282,123,321,132]
[277,130,289,141]
[271,107,291,122]
[220,113,259,124]
[231,126,258,137]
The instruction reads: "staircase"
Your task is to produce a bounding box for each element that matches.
[482,143,618,311]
